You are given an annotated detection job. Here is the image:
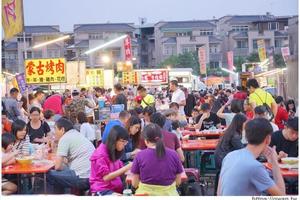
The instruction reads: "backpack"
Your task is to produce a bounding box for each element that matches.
[254,92,274,121]
[178,168,206,196]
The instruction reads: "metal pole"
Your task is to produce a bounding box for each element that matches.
[23,32,30,113]
[77,49,81,87]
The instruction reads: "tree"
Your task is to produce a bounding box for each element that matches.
[234,56,245,72]
[273,54,285,68]
[159,52,200,75]
[246,52,260,62]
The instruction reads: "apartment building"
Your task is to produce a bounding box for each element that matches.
[154,20,223,70]
[68,23,138,68]
[3,26,65,73]
[217,14,290,66]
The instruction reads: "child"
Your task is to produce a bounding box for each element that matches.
[171,120,183,140]
[2,110,12,133]
[43,110,55,134]
[170,102,187,127]
[2,133,18,195]
[89,125,132,195]
[163,109,178,132]
[131,124,183,196]
[12,120,31,156]
[191,108,200,125]
[77,112,96,143]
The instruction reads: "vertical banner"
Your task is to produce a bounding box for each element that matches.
[267,47,274,69]
[124,35,132,61]
[2,0,24,40]
[86,68,104,87]
[257,39,267,62]
[281,47,290,63]
[122,72,138,85]
[198,47,207,75]
[227,51,234,71]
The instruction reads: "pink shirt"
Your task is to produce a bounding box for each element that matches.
[89,143,124,193]
[43,94,63,115]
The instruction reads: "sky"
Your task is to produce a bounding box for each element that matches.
[24,0,298,32]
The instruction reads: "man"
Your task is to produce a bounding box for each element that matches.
[218,118,285,196]
[101,111,131,143]
[137,85,155,108]
[270,117,298,159]
[183,88,196,117]
[48,118,95,194]
[112,83,128,110]
[140,112,185,162]
[30,90,45,111]
[254,106,279,132]
[274,96,289,130]
[233,86,247,101]
[4,88,21,121]
[246,78,277,117]
[169,80,186,117]
[64,90,95,124]
[195,103,221,131]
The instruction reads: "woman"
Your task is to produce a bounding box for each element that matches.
[89,126,132,196]
[131,124,183,196]
[77,112,96,143]
[286,99,296,118]
[243,98,254,120]
[121,116,141,162]
[27,107,51,144]
[217,99,243,127]
[12,119,31,156]
[19,96,29,123]
[214,113,247,169]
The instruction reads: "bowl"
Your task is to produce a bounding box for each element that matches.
[281,157,298,165]
[16,156,33,167]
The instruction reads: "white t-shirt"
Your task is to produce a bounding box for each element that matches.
[80,122,96,141]
[171,88,186,115]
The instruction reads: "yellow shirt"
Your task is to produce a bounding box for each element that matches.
[141,94,155,108]
[249,88,275,107]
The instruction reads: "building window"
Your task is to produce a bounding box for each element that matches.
[232,25,249,32]
[236,40,248,48]
[209,45,218,53]
[268,22,279,30]
[89,33,103,40]
[275,39,283,48]
[181,45,195,53]
[176,32,192,37]
[209,61,219,69]
[164,45,176,55]
[253,40,258,49]
[200,30,213,36]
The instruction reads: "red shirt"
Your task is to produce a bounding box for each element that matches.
[233,91,247,100]
[275,106,289,129]
[2,119,12,133]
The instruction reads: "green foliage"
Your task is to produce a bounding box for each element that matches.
[246,52,260,62]
[159,51,200,75]
[273,54,286,67]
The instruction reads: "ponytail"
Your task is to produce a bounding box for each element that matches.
[155,137,166,158]
[143,124,166,158]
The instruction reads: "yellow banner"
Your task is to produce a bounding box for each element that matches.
[122,72,138,85]
[25,58,66,84]
[86,69,104,87]
[257,39,267,62]
[2,0,24,40]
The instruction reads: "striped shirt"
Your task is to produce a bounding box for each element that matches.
[13,135,31,156]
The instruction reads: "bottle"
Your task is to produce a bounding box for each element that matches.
[123,189,132,196]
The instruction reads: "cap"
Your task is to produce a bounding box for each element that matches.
[286,117,298,131]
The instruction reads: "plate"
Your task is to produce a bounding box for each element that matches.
[279,164,298,169]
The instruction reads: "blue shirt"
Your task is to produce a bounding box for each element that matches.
[102,120,123,143]
[220,148,275,196]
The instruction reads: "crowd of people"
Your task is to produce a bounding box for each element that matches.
[1,78,298,196]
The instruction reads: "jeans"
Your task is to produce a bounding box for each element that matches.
[47,168,89,194]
